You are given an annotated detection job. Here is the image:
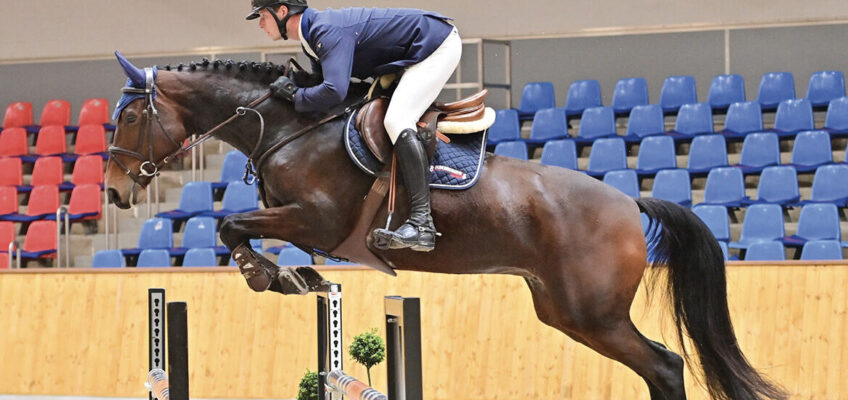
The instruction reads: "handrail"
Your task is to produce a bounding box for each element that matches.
[55,206,70,268]
[8,241,21,269]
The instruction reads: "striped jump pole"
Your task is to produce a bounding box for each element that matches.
[326,370,388,400]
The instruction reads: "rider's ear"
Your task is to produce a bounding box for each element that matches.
[276,5,288,19]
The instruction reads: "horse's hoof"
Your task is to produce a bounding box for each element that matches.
[268,267,309,295]
[296,266,334,292]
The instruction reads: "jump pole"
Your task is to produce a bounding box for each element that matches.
[148,288,189,400]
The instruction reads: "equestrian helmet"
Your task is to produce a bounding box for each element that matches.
[245,0,308,20]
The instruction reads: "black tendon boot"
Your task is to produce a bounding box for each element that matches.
[373,129,437,251]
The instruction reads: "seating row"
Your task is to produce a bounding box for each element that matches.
[1,98,113,132]
[516,70,845,120]
[0,155,104,192]
[490,96,848,145]
[494,131,847,177]
[0,125,108,162]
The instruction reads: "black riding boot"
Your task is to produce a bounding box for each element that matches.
[373,129,437,251]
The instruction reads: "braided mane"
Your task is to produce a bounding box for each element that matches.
[159,58,288,82]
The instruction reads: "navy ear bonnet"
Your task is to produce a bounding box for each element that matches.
[113,51,158,120]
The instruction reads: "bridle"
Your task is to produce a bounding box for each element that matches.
[108,66,360,188]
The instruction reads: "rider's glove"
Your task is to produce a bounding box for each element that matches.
[270,76,298,102]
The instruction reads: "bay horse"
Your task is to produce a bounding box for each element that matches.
[105,55,785,400]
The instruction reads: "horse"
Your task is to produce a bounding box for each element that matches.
[105,55,786,400]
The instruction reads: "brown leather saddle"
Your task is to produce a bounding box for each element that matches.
[354,89,490,164]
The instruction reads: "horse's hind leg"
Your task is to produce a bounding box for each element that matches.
[526,273,686,400]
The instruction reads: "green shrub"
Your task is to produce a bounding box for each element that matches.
[296,370,319,400]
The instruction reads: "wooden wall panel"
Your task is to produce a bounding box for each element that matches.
[0,265,845,399]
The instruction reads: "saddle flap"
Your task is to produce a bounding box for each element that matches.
[355,98,393,164]
[434,89,488,112]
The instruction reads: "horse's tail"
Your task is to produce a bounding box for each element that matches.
[635,198,787,400]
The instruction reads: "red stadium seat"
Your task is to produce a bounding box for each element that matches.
[30,157,64,187]
[3,102,33,128]
[67,184,101,220]
[39,99,71,127]
[78,98,110,126]
[26,185,60,218]
[0,186,18,216]
[0,127,29,157]
[74,124,106,155]
[34,125,67,156]
[71,155,103,186]
[21,220,57,258]
[0,158,23,187]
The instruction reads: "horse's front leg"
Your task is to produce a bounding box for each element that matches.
[220,206,333,295]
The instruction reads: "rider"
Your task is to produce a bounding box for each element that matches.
[246,0,461,252]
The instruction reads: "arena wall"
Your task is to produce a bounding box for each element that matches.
[0,264,845,399]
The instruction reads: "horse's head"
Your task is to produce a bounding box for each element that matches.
[106,52,190,209]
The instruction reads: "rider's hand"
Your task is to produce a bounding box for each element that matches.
[270,76,298,102]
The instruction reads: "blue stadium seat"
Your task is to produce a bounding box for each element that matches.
[156,181,214,226]
[276,244,314,266]
[670,103,713,138]
[137,249,172,267]
[686,134,728,175]
[121,218,173,256]
[800,240,844,260]
[487,109,521,145]
[575,106,616,144]
[494,141,528,160]
[718,241,730,261]
[603,169,640,198]
[800,164,848,206]
[692,205,730,242]
[823,97,848,138]
[540,139,578,170]
[635,135,676,176]
[518,82,556,120]
[585,138,627,177]
[201,181,259,219]
[771,99,814,138]
[720,101,763,139]
[650,169,692,207]
[736,132,780,174]
[611,77,649,115]
[659,75,697,114]
[527,108,569,144]
[757,72,795,111]
[744,166,800,206]
[783,203,841,247]
[564,80,602,117]
[325,258,356,266]
[729,204,785,249]
[182,248,218,267]
[700,167,748,207]
[92,249,126,268]
[624,104,665,142]
[806,70,845,108]
[789,130,832,172]
[172,216,228,257]
[212,150,249,191]
[707,74,746,111]
[744,241,786,261]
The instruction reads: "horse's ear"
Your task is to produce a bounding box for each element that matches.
[115,50,145,88]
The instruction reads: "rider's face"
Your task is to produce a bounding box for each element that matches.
[258,8,284,41]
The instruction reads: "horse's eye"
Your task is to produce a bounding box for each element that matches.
[127,115,137,123]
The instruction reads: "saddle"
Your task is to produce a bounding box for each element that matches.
[355,89,496,164]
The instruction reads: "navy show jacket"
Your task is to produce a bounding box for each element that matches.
[294,7,454,113]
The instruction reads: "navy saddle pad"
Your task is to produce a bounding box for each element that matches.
[343,111,487,190]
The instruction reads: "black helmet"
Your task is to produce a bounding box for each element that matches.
[245,0,307,20]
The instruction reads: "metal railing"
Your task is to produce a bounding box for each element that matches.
[55,207,70,268]
[8,241,20,269]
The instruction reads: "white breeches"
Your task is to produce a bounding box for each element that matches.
[384,27,462,143]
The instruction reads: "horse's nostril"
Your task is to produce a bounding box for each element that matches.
[107,188,120,205]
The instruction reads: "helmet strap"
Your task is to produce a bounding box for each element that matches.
[265,6,289,40]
